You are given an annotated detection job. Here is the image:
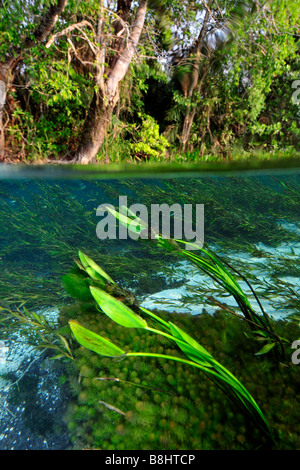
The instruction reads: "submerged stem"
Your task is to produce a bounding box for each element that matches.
[125,351,271,437]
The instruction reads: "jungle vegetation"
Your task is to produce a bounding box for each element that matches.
[0,0,300,164]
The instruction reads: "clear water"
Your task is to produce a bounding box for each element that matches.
[0,167,299,450]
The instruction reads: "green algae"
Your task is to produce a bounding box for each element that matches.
[59,250,297,450]
[60,302,300,450]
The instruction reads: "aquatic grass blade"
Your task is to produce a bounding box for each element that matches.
[182,248,252,309]
[168,322,270,435]
[173,239,252,306]
[255,342,276,355]
[85,266,108,283]
[90,286,148,329]
[78,251,115,284]
[121,205,149,230]
[73,258,86,272]
[139,306,170,329]
[168,321,213,362]
[106,206,148,234]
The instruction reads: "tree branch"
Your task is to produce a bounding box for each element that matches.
[45,20,95,49]
[21,0,68,51]
[105,0,147,103]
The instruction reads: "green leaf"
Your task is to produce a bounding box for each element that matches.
[69,320,125,357]
[255,342,276,355]
[58,334,72,355]
[182,247,253,311]
[121,206,148,230]
[85,266,108,285]
[253,329,269,337]
[106,206,148,234]
[62,273,93,301]
[90,286,148,329]
[49,353,66,360]
[78,251,115,284]
[73,259,85,272]
[168,322,213,367]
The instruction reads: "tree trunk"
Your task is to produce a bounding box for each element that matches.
[181,9,210,152]
[74,0,148,164]
[0,61,16,159]
[181,105,197,153]
[0,71,7,159]
[74,91,116,164]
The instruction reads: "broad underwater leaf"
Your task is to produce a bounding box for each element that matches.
[69,320,125,357]
[62,273,94,301]
[62,272,109,302]
[90,286,148,329]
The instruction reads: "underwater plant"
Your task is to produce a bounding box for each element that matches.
[1,176,299,311]
[105,205,288,360]
[67,251,273,441]
[0,305,73,360]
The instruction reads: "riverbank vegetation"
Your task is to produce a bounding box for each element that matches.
[0,0,299,164]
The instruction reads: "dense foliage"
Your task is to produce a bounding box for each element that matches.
[0,0,299,162]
